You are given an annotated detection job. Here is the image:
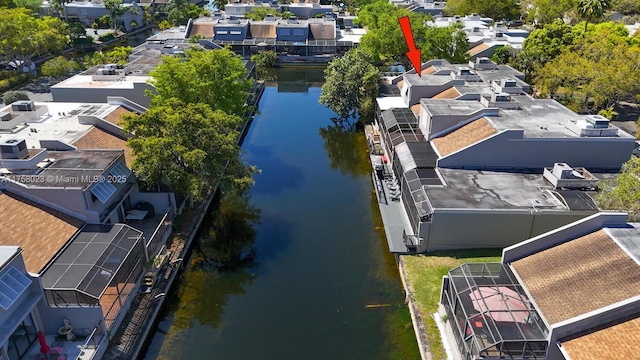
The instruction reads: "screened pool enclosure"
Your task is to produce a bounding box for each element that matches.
[441,263,549,359]
[42,224,146,330]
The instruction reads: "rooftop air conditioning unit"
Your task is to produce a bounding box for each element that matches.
[0,139,29,159]
[501,79,516,87]
[99,68,117,75]
[0,112,12,121]
[11,100,35,112]
[491,93,510,102]
[586,114,610,129]
[495,32,504,38]
[477,57,490,64]
[458,67,473,75]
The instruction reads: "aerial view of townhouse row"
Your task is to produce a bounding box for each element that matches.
[1,0,639,358]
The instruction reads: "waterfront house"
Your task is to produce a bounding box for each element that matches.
[276,18,309,42]
[213,17,251,41]
[439,212,640,360]
[0,192,147,360]
[0,101,177,249]
[371,58,635,253]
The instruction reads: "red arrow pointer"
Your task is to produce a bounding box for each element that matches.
[398,16,421,76]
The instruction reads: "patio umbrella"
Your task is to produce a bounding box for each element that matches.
[37,331,50,354]
[469,286,530,323]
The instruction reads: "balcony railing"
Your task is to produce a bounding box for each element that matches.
[146,205,175,256]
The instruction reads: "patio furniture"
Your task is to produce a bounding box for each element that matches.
[126,210,148,223]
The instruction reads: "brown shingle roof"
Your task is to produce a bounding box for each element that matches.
[433,87,461,99]
[190,23,214,38]
[250,23,276,38]
[512,230,640,324]
[310,23,335,40]
[104,106,131,126]
[432,118,496,156]
[73,127,133,168]
[468,43,490,55]
[561,316,640,360]
[421,65,436,75]
[411,103,422,116]
[0,192,83,274]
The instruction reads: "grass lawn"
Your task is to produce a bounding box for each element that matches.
[402,249,503,360]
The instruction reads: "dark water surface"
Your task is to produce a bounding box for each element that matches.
[143,68,419,360]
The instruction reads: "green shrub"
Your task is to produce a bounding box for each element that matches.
[98,33,116,42]
[3,90,30,105]
[250,50,277,68]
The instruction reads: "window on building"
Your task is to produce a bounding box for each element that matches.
[6,313,38,360]
[293,29,305,36]
[216,30,229,35]
[230,30,242,35]
[278,29,290,36]
[110,162,131,180]
[90,181,116,204]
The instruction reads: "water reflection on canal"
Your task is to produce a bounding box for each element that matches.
[143,67,419,360]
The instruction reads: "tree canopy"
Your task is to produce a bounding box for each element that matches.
[356,3,467,66]
[0,8,68,68]
[104,0,126,30]
[166,0,206,25]
[577,0,612,32]
[85,46,133,65]
[533,22,640,111]
[520,0,577,25]
[243,6,277,20]
[444,0,521,20]
[12,0,42,13]
[319,49,379,119]
[2,91,29,105]
[596,156,640,221]
[122,98,254,200]
[41,56,81,77]
[148,48,252,116]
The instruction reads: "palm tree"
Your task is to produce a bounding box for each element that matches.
[577,0,612,33]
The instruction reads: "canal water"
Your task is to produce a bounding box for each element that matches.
[143,67,419,359]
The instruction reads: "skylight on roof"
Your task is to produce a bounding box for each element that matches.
[110,162,130,180]
[0,267,32,310]
[90,181,116,203]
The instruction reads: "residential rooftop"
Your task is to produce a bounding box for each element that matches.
[0,102,125,149]
[560,315,640,360]
[0,191,83,274]
[511,226,640,324]
[420,96,634,139]
[5,150,124,189]
[72,127,133,167]
[51,74,150,89]
[0,245,20,269]
[423,167,600,211]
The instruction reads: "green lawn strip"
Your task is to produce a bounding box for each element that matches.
[402,249,503,360]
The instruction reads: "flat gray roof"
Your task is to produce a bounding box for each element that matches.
[0,246,20,269]
[405,73,455,86]
[489,96,634,138]
[424,168,598,211]
[607,224,640,266]
[420,98,488,115]
[13,150,122,189]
